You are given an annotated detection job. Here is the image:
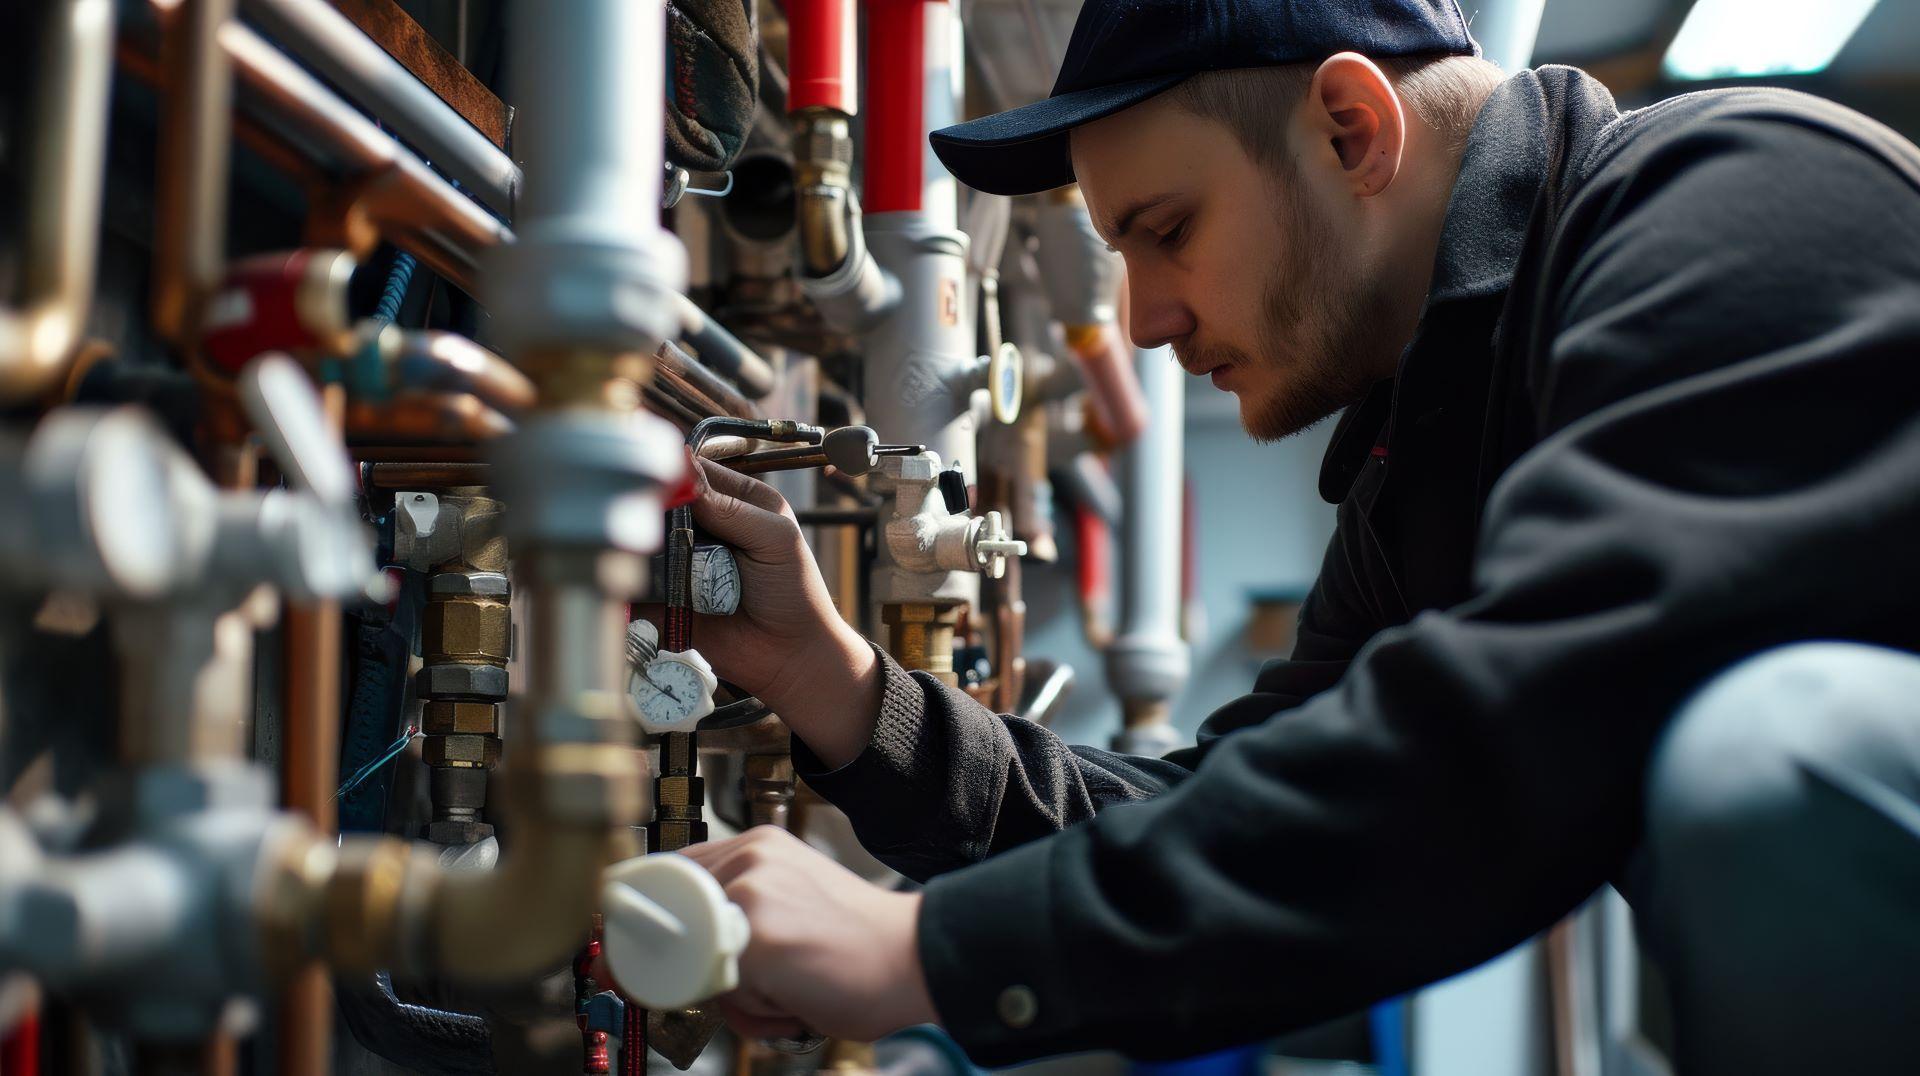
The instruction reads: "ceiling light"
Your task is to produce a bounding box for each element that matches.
[1663,0,1879,80]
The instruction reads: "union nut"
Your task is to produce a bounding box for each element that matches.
[423,733,502,769]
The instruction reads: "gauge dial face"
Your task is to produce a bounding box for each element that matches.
[632,655,714,730]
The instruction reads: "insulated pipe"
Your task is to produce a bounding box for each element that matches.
[1104,345,1188,756]
[239,0,520,217]
[0,0,115,404]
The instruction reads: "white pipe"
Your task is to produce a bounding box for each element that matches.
[1105,345,1189,755]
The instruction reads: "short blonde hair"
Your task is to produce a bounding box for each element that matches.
[1164,54,1506,168]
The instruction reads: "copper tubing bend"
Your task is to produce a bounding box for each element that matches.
[0,0,116,404]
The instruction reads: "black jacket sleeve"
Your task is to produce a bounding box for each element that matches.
[897,115,1920,1064]
[792,510,1386,880]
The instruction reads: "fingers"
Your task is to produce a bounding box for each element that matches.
[690,473,800,562]
[697,457,794,518]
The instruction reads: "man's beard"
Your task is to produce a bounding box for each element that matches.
[1176,181,1395,443]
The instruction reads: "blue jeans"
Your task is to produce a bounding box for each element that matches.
[1632,642,1920,1074]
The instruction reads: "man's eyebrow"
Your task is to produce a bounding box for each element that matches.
[1101,193,1178,244]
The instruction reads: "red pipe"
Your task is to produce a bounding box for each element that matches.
[787,0,856,113]
[2,1004,39,1076]
[863,0,931,213]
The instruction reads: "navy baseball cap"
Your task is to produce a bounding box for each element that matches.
[931,0,1480,196]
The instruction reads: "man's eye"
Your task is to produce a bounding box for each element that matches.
[1158,219,1189,249]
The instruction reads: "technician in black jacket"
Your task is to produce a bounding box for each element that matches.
[674,1,1920,1071]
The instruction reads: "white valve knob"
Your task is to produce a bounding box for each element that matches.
[600,853,750,1010]
[969,510,1028,580]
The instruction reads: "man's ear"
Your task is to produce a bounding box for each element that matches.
[1304,52,1405,198]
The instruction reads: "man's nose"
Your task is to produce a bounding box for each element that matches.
[1124,273,1196,351]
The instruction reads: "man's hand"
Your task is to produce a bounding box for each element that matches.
[684,826,939,1042]
[679,456,881,767]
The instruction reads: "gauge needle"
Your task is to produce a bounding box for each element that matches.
[641,669,682,704]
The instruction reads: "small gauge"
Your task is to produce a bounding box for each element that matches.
[629,648,719,734]
[989,341,1024,425]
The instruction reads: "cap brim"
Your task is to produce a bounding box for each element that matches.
[930,74,1189,196]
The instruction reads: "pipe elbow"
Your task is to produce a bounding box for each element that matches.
[0,307,83,405]
[799,205,899,333]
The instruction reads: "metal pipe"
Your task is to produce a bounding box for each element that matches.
[151,0,235,357]
[222,23,512,259]
[672,295,776,399]
[240,0,520,217]
[1104,346,1189,756]
[656,341,762,420]
[0,0,115,404]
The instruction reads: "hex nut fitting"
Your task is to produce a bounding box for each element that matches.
[421,599,511,664]
[421,700,500,736]
[428,571,510,599]
[423,734,502,768]
[415,662,510,700]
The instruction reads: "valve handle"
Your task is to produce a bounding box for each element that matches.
[239,353,357,509]
[600,853,750,1009]
[972,510,1029,580]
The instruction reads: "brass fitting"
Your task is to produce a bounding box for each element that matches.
[792,107,855,278]
[423,734,502,768]
[881,603,962,686]
[322,837,416,973]
[421,596,511,665]
[421,700,500,736]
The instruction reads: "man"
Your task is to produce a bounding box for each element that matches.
[675,1,1920,1071]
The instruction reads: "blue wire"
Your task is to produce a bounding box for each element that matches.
[336,723,420,800]
[375,251,417,326]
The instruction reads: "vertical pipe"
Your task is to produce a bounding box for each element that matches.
[862,0,927,215]
[152,0,236,351]
[0,0,115,403]
[506,2,661,264]
[278,382,346,1076]
[1104,346,1188,755]
[787,0,856,114]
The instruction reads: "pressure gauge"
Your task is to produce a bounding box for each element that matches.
[629,648,719,734]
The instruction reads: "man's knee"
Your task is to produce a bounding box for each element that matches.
[1646,641,1920,866]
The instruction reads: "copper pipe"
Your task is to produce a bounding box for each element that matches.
[656,341,762,420]
[401,331,538,413]
[220,20,510,265]
[278,382,345,1076]
[151,0,236,354]
[349,444,483,463]
[344,392,513,444]
[366,462,490,489]
[0,0,116,404]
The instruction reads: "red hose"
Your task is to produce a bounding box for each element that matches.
[787,0,856,113]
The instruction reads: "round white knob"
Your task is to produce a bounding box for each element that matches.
[600,853,749,1009]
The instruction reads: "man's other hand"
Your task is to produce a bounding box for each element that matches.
[680,457,881,767]
[683,826,938,1042]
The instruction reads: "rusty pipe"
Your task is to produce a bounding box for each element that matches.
[0,0,116,404]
